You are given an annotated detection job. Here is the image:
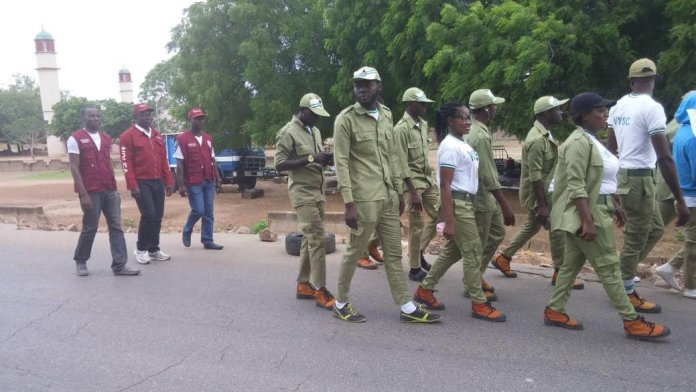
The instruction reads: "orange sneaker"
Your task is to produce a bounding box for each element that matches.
[481,279,495,293]
[543,306,583,330]
[492,254,517,278]
[314,287,336,310]
[628,291,661,313]
[471,302,506,322]
[357,258,378,270]
[413,286,445,310]
[551,270,585,290]
[296,282,315,299]
[623,316,670,341]
[367,243,384,263]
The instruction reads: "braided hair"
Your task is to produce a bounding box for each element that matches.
[435,101,465,143]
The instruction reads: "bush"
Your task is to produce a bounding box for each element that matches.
[250,219,268,234]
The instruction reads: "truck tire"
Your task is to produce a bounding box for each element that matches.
[238,177,257,191]
[285,232,336,256]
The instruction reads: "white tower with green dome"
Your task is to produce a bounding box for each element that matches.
[34,30,65,156]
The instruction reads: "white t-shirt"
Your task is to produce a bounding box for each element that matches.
[66,131,102,154]
[587,132,619,195]
[135,124,152,138]
[436,134,479,194]
[608,93,667,169]
[172,135,215,159]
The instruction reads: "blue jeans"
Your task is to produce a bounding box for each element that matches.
[183,180,216,244]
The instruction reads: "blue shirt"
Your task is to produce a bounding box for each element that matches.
[672,91,696,196]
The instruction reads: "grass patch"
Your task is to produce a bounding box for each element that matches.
[19,169,124,181]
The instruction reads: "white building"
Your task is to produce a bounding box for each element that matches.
[119,68,134,103]
[34,30,65,156]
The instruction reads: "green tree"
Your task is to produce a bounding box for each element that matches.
[0,75,45,160]
[661,0,696,116]
[50,97,134,140]
[139,58,187,133]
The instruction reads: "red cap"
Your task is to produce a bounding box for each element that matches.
[188,107,206,120]
[133,103,153,114]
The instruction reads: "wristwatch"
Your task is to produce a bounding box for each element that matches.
[307,154,315,163]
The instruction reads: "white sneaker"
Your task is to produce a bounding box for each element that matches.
[134,250,151,264]
[148,250,171,261]
[684,289,696,299]
[655,263,681,291]
[633,276,641,283]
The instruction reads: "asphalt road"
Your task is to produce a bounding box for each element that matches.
[1,223,694,392]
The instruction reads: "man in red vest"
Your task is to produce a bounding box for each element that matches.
[175,108,223,250]
[68,106,140,276]
[119,103,175,264]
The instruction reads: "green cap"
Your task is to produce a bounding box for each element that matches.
[299,93,330,117]
[402,87,434,103]
[533,96,569,115]
[353,66,381,81]
[628,58,657,78]
[469,89,505,110]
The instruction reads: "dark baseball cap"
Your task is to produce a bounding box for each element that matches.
[570,92,616,115]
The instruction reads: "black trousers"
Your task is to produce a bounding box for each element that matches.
[135,179,165,252]
[73,190,127,270]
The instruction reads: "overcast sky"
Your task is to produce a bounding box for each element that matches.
[0,0,197,101]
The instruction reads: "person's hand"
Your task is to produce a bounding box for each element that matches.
[398,194,405,216]
[79,194,92,214]
[614,207,626,227]
[443,221,455,240]
[179,186,188,197]
[578,220,597,242]
[165,185,174,197]
[675,199,690,227]
[535,205,549,227]
[130,188,141,201]
[344,203,358,229]
[410,193,423,213]
[502,205,516,226]
[312,152,331,166]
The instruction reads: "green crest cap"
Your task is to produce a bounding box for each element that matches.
[469,89,505,110]
[300,93,330,117]
[353,66,381,81]
[402,87,434,103]
[628,58,657,79]
[534,96,569,115]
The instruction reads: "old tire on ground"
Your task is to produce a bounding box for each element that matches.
[237,177,257,191]
[285,232,336,256]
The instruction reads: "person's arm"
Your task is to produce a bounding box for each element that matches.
[565,139,596,241]
[157,133,174,196]
[606,127,618,156]
[473,134,514,225]
[386,116,405,216]
[68,152,92,213]
[439,167,456,240]
[652,132,689,226]
[333,114,357,228]
[119,131,140,199]
[526,139,549,224]
[176,158,187,197]
[396,124,422,212]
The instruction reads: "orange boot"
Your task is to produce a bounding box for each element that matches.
[481,279,495,293]
[471,302,506,322]
[543,306,583,330]
[296,282,315,299]
[314,287,336,310]
[367,243,384,263]
[413,286,445,310]
[628,291,661,313]
[492,254,517,278]
[357,258,378,270]
[623,316,670,341]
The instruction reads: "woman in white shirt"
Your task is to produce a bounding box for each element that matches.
[413,102,506,322]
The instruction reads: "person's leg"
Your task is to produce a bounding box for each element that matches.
[658,199,676,229]
[546,232,585,314]
[135,180,156,252]
[683,207,696,292]
[481,208,505,272]
[475,210,492,271]
[183,183,204,242]
[149,180,166,252]
[407,188,426,269]
[420,240,461,290]
[101,191,128,271]
[296,202,326,288]
[453,201,486,304]
[418,184,440,254]
[377,192,411,306]
[639,201,664,263]
[201,180,216,244]
[73,192,102,266]
[549,225,566,270]
[336,201,379,304]
[619,176,655,292]
[501,209,540,259]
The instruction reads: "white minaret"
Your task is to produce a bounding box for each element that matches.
[34,30,65,156]
[119,68,134,103]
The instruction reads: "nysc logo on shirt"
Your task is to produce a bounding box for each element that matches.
[467,150,479,162]
[612,116,631,126]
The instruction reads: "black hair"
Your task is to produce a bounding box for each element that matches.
[435,101,465,143]
[79,105,99,118]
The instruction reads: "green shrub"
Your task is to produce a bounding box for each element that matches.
[250,219,268,234]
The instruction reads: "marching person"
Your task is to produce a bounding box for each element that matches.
[119,103,175,265]
[497,96,583,289]
[332,66,440,323]
[274,93,336,310]
[607,58,689,313]
[395,87,439,282]
[544,92,670,341]
[175,108,223,250]
[413,102,506,322]
[68,106,140,277]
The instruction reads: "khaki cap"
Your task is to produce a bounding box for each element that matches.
[533,96,569,115]
[628,58,657,78]
[353,66,381,81]
[469,89,505,110]
[402,87,434,103]
[299,93,330,117]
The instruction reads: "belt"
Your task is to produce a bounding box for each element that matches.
[624,168,653,177]
[596,194,610,205]
[451,190,476,202]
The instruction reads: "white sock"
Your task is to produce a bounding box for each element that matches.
[335,301,347,309]
[400,301,417,314]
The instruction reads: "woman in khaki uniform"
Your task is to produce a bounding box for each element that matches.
[544,92,670,340]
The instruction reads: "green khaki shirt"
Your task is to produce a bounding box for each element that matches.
[519,120,558,210]
[395,112,433,190]
[550,128,604,234]
[274,115,325,208]
[333,102,403,203]
[465,119,502,212]
[655,119,678,201]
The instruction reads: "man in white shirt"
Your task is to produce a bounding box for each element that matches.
[607,58,689,313]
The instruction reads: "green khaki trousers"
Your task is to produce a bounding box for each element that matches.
[406,184,440,269]
[548,203,637,321]
[295,201,326,288]
[618,171,665,281]
[421,199,486,303]
[680,207,696,289]
[659,198,685,270]
[501,201,565,269]
[337,191,411,305]
[475,206,506,272]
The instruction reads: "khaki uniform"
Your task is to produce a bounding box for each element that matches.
[466,119,505,271]
[333,102,410,305]
[655,120,684,269]
[275,116,327,288]
[547,129,637,320]
[501,121,564,267]
[395,112,439,269]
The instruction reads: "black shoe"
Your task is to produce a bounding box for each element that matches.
[204,242,224,250]
[409,268,427,282]
[182,232,191,247]
[76,263,88,277]
[420,253,431,271]
[333,303,367,323]
[113,266,141,276]
[400,305,442,323]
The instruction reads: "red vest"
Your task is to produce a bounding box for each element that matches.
[72,129,117,193]
[176,131,215,186]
